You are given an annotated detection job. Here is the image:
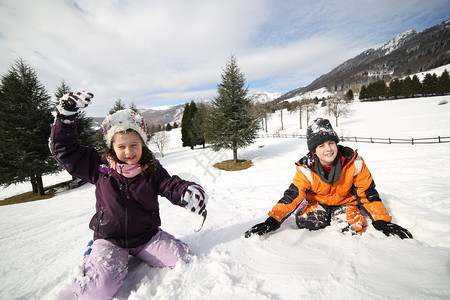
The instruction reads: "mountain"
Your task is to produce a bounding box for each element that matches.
[139,103,185,126]
[248,91,283,103]
[276,19,450,102]
[89,103,186,128]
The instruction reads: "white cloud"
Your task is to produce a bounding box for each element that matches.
[0,0,448,116]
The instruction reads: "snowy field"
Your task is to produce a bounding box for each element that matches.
[1,95,450,300]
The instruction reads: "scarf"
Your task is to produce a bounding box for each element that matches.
[313,154,342,184]
[107,156,143,178]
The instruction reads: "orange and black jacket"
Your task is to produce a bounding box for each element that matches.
[268,145,392,224]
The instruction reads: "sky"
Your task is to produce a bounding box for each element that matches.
[1,0,449,117]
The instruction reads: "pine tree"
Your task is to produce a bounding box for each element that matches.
[206,55,259,163]
[389,78,403,98]
[181,101,205,149]
[411,75,423,96]
[345,89,354,101]
[109,99,127,114]
[422,73,438,95]
[129,101,138,113]
[54,80,71,103]
[0,59,58,195]
[181,102,194,148]
[359,85,368,100]
[437,70,450,94]
[192,102,207,148]
[401,76,413,97]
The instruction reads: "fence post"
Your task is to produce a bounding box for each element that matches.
[388,138,391,144]
[439,136,441,143]
[412,138,414,145]
[370,137,373,143]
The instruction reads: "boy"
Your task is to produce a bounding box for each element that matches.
[245,118,412,239]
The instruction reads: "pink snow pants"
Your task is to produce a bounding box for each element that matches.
[71,230,190,300]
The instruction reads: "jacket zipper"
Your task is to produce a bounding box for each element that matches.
[118,165,130,249]
[123,178,130,249]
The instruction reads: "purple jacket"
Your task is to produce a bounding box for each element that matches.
[49,119,193,248]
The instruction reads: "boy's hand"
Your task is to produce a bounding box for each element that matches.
[245,217,280,238]
[56,91,93,122]
[372,220,413,239]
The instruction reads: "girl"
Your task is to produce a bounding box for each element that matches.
[245,118,412,239]
[49,91,208,299]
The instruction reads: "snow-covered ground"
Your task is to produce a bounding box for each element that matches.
[1,96,450,300]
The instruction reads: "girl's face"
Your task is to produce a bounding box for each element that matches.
[314,140,338,167]
[112,131,143,165]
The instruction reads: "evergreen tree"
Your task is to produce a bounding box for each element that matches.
[192,102,207,148]
[129,101,138,113]
[389,78,403,98]
[422,73,438,95]
[206,55,259,163]
[181,101,205,149]
[0,59,58,195]
[401,76,413,97]
[54,80,71,105]
[437,70,450,94]
[181,102,194,148]
[345,89,354,101]
[411,75,423,96]
[109,99,127,114]
[359,85,368,100]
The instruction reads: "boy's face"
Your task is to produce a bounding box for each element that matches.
[314,140,338,167]
[112,131,143,165]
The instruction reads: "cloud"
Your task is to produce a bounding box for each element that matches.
[1,0,449,116]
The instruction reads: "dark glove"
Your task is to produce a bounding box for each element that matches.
[56,91,93,122]
[372,220,413,239]
[245,217,280,238]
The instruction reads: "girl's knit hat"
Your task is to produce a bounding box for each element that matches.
[102,109,148,146]
[306,118,340,151]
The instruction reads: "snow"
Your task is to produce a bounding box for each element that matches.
[287,87,334,102]
[1,95,450,299]
[380,29,416,55]
[412,63,450,81]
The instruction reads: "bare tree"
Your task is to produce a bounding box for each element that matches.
[290,99,317,129]
[326,93,351,126]
[153,131,169,158]
[304,101,317,126]
[250,102,271,132]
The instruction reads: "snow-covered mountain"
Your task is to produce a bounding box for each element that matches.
[248,91,283,104]
[380,29,416,55]
[276,19,450,102]
[139,103,185,126]
[131,92,281,127]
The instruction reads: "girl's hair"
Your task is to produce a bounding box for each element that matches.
[102,129,158,176]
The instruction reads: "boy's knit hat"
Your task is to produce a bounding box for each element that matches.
[102,109,148,146]
[306,118,340,151]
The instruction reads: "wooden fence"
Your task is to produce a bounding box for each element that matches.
[256,134,450,145]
